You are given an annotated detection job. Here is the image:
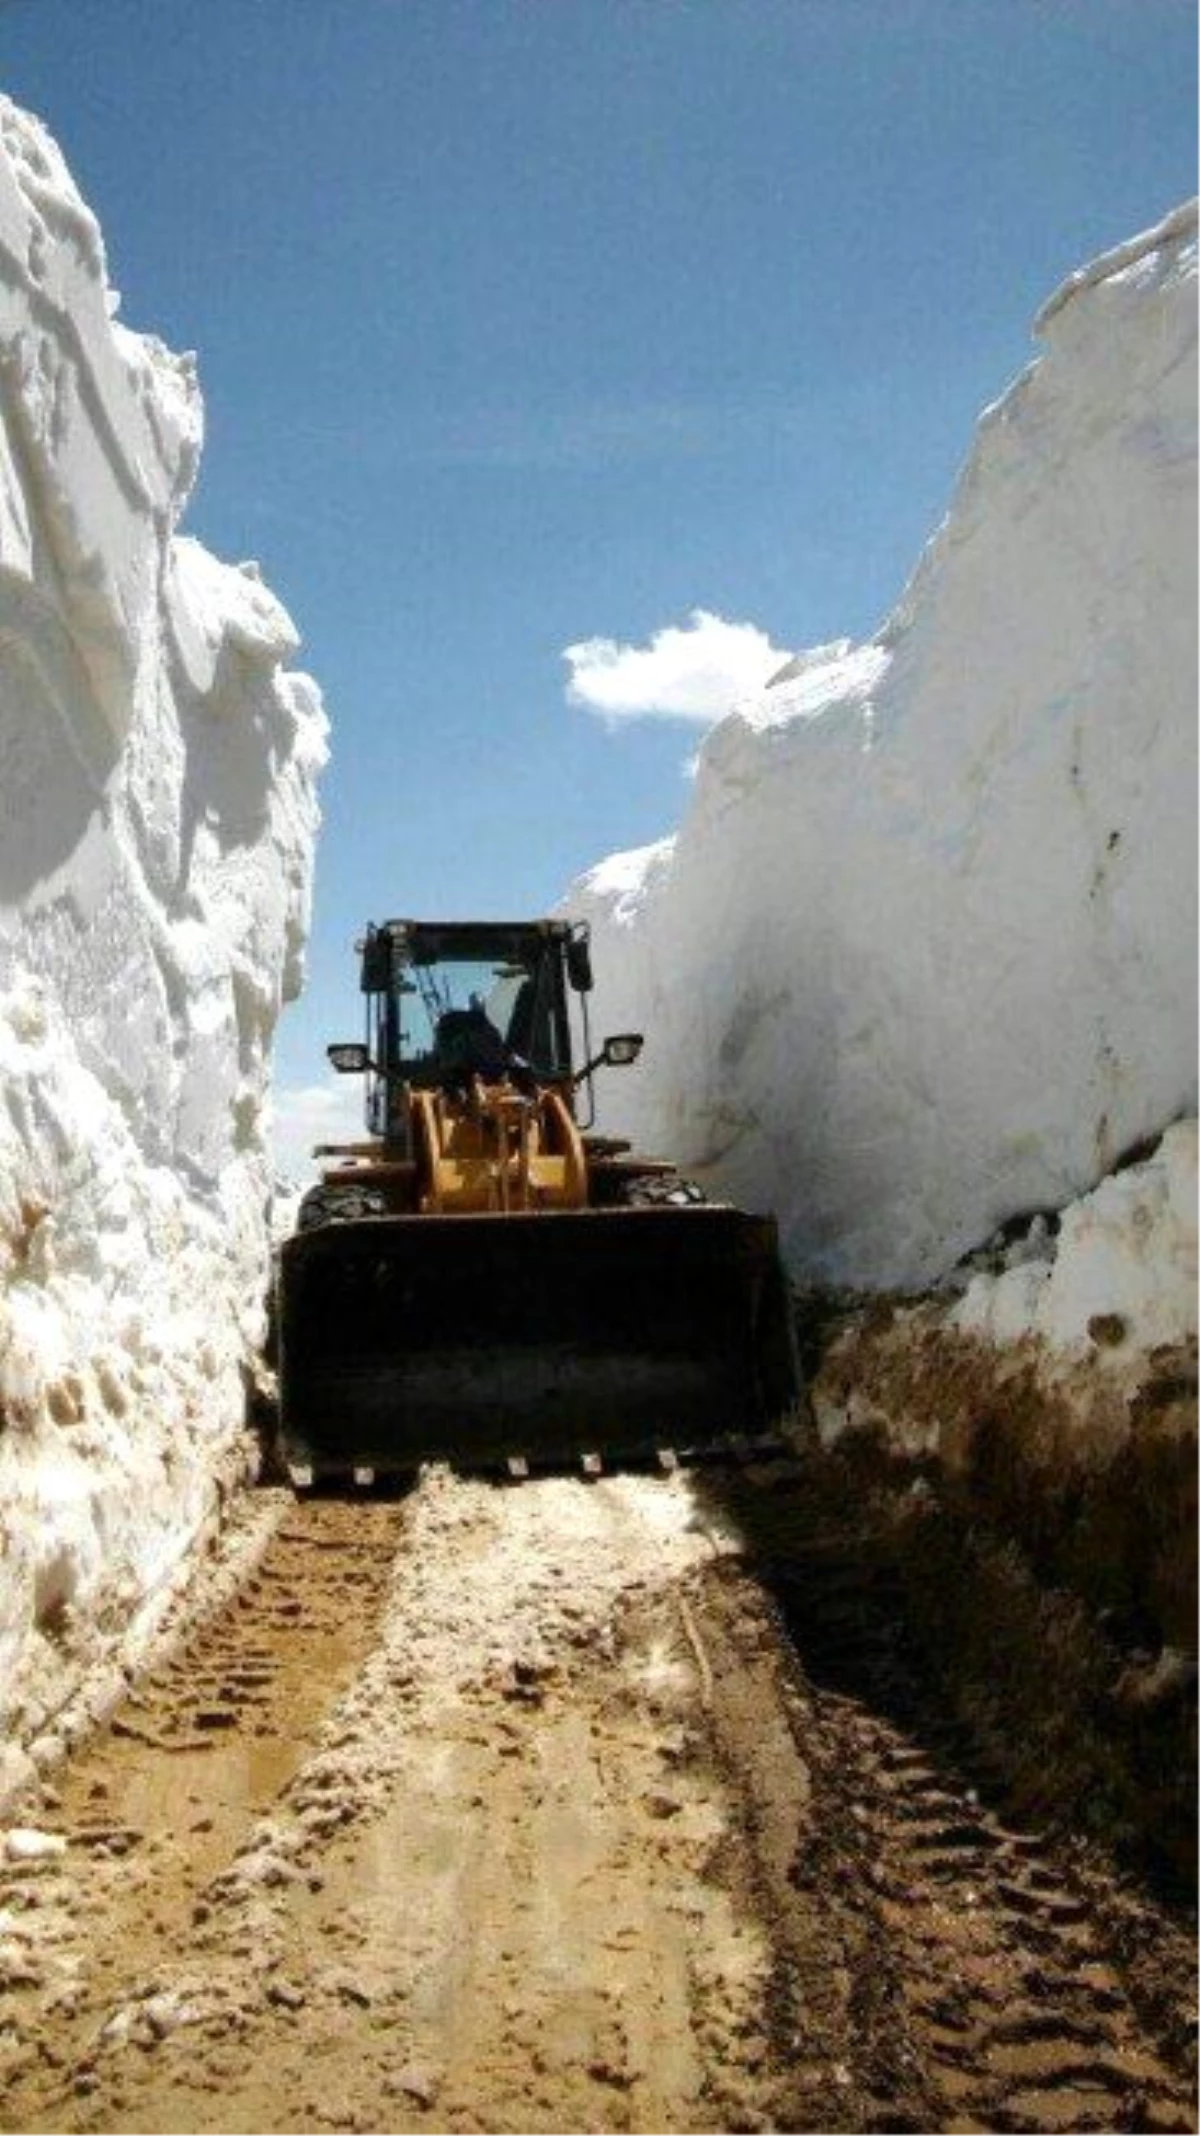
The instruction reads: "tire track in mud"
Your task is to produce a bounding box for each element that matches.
[0,1496,408,2133]
[785,1675,1192,2134]
[3,1473,784,2135]
[692,1479,1196,2136]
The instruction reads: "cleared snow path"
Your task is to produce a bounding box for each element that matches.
[0,1469,1193,2136]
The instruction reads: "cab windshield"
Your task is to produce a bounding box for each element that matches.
[392,936,568,1082]
[401,958,529,1059]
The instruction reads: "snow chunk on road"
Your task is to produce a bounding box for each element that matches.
[0,97,327,1745]
[4,1826,66,1863]
[570,201,1197,1287]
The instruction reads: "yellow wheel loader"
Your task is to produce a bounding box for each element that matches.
[275,917,798,1482]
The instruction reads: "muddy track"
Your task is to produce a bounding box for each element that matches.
[701,1466,1197,2132]
[0,1497,409,2131]
[0,1467,1194,2135]
[809,1712,1178,2135]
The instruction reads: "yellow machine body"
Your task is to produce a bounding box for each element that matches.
[412,1080,588,1214]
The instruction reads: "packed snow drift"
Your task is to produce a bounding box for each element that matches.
[0,100,326,1766]
[571,201,1197,1298]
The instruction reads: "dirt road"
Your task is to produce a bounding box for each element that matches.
[0,1467,1194,2134]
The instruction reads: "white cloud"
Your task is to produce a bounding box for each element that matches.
[564,608,793,725]
[270,1075,365,1188]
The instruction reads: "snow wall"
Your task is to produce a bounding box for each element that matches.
[0,101,326,1759]
[570,202,1197,1294]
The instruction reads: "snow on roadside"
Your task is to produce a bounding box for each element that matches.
[952,1119,1197,1360]
[0,100,326,1752]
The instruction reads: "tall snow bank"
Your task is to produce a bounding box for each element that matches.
[571,202,1197,1289]
[0,100,326,1754]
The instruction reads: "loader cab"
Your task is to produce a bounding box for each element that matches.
[357,919,591,1149]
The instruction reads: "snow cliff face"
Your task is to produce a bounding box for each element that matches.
[572,202,1197,1290]
[0,101,326,1748]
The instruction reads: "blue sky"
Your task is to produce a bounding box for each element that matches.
[3,0,1195,1160]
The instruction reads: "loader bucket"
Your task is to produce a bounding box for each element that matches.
[275,1205,798,1480]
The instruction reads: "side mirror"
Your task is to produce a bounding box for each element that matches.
[566,936,593,993]
[327,1042,371,1074]
[602,1033,643,1067]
